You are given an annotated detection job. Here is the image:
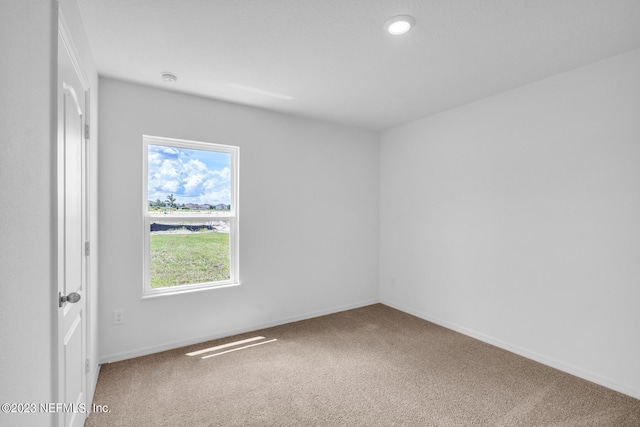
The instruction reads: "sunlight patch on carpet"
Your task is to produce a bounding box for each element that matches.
[186,336,266,356]
[201,339,278,359]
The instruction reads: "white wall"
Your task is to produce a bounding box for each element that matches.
[380,49,640,398]
[0,3,99,426]
[98,78,379,361]
[0,2,57,426]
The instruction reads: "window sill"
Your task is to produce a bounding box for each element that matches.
[141,281,241,299]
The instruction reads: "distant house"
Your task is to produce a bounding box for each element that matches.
[213,203,228,210]
[185,203,210,210]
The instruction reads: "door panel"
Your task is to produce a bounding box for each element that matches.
[58,30,87,427]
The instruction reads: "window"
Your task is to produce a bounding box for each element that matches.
[142,135,239,297]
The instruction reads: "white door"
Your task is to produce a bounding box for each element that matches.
[57,29,88,427]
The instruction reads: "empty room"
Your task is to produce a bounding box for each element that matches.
[1,1,639,426]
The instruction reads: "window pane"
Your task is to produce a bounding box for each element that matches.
[149,221,230,288]
[147,144,231,215]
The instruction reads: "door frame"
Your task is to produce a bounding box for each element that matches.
[56,9,91,426]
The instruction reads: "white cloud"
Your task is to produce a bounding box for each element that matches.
[183,173,205,195]
[200,188,231,205]
[213,167,230,181]
[184,159,209,174]
[147,146,231,205]
[158,159,181,178]
[161,180,180,193]
[148,152,162,166]
[160,147,180,155]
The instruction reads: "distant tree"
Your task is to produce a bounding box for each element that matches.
[155,198,164,208]
[165,194,177,209]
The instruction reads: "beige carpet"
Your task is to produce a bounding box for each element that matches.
[85,304,640,426]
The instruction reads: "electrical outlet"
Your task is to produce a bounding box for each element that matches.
[113,309,124,325]
[390,275,396,286]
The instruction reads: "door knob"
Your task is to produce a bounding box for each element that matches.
[59,292,81,307]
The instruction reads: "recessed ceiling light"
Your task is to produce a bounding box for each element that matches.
[161,72,177,83]
[384,15,415,35]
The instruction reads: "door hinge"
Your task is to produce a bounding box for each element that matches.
[85,359,90,374]
[85,124,90,140]
[85,241,90,256]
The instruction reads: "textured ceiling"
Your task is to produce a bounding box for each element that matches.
[77,0,640,131]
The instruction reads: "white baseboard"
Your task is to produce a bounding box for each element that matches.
[98,297,639,400]
[99,298,379,364]
[380,298,640,400]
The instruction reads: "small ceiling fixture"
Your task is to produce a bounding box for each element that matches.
[384,15,415,35]
[161,72,177,83]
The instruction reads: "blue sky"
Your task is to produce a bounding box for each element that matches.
[147,144,231,206]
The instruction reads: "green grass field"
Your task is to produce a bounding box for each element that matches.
[150,231,229,288]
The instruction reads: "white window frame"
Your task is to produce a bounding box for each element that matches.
[142,135,239,298]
